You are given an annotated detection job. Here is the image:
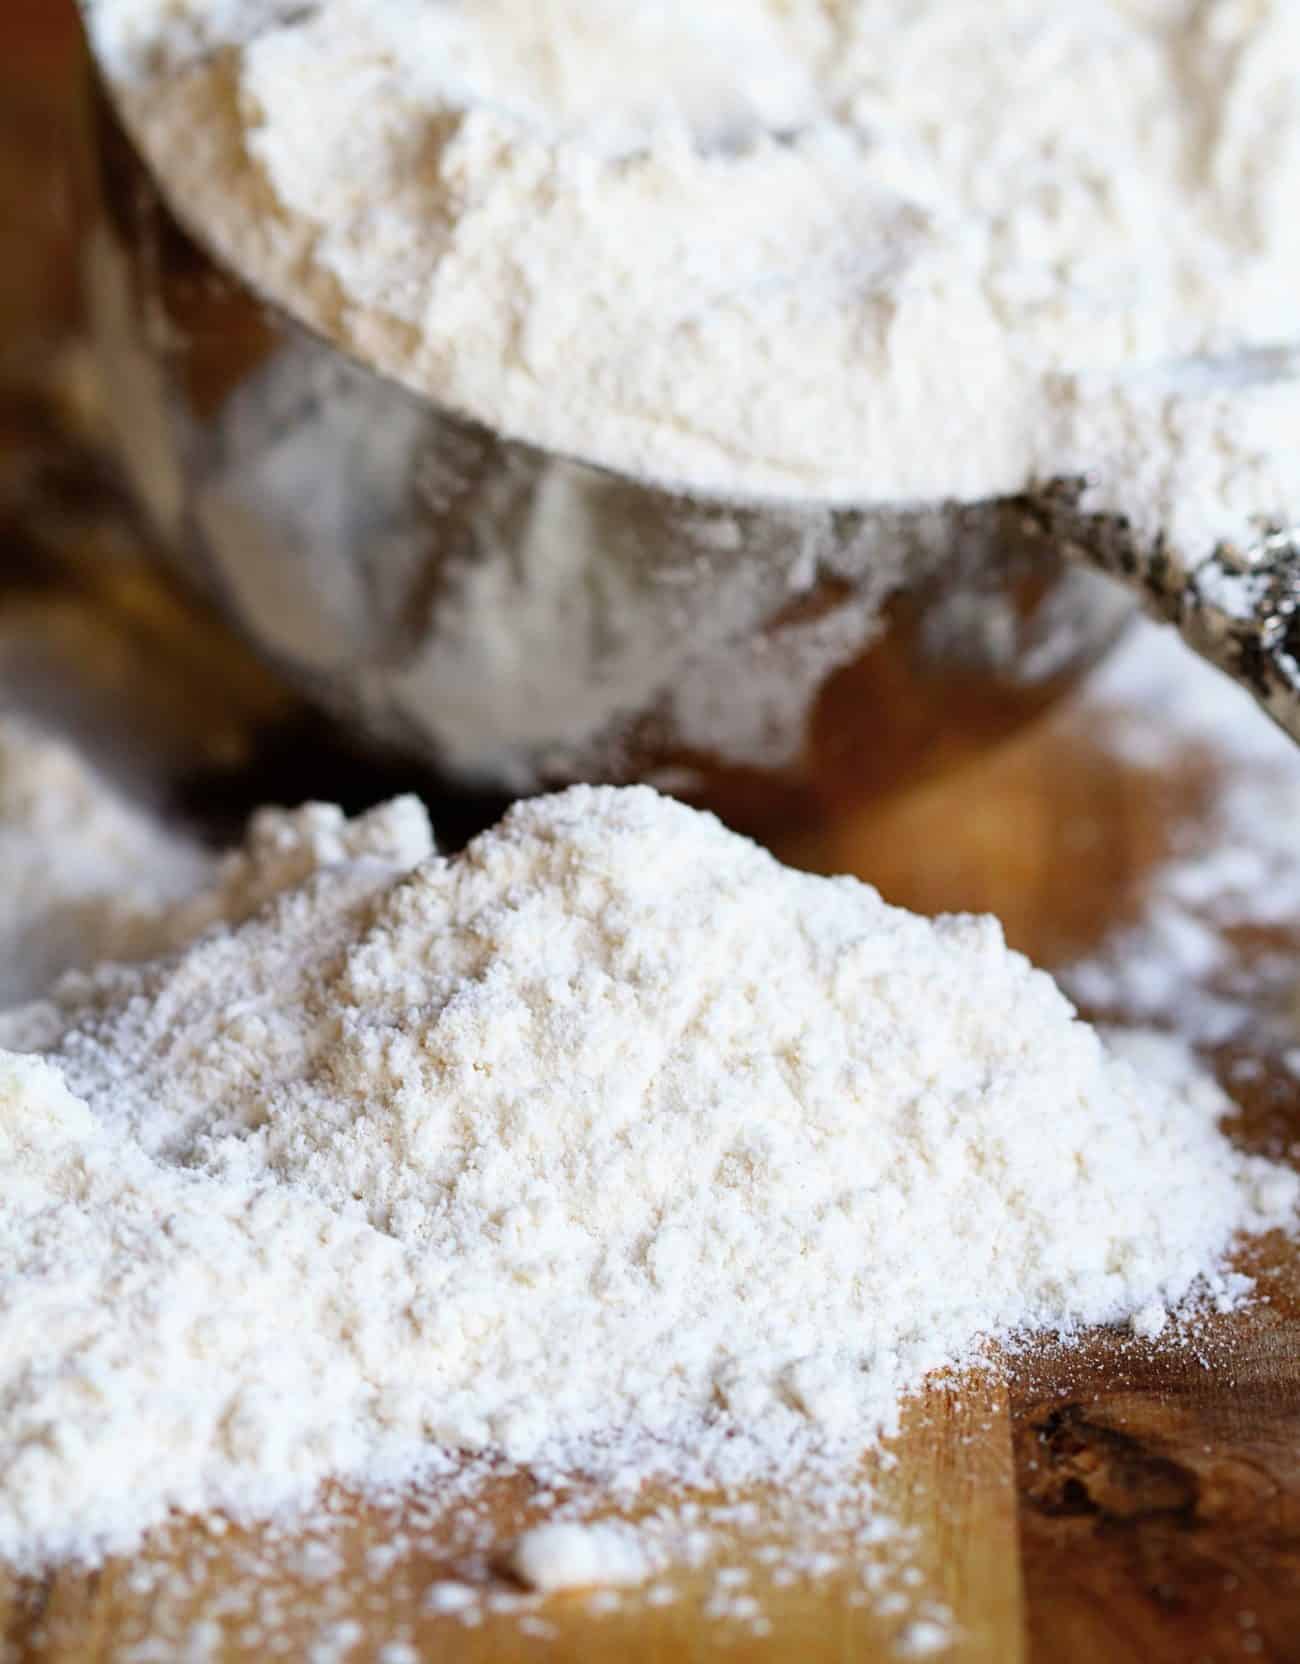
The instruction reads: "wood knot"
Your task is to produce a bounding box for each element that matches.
[1019,1403,1200,1525]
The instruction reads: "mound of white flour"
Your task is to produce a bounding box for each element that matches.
[85,0,1300,544]
[0,713,434,1003]
[0,716,211,1004]
[0,782,1294,1571]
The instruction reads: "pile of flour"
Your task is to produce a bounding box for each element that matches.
[86,0,1300,547]
[1,776,1295,1571]
[0,715,211,1005]
[0,713,435,1001]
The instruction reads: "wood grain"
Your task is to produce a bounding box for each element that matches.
[1009,1175,1300,1664]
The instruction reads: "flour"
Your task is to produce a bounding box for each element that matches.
[508,1522,654,1593]
[85,0,1300,543]
[79,1,1300,795]
[1062,620,1300,1046]
[0,781,1295,1573]
[0,711,433,1005]
[0,715,211,1005]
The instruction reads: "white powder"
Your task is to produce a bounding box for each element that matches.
[1062,620,1300,1046]
[508,1522,653,1593]
[897,1617,955,1659]
[81,2,1300,796]
[0,781,1295,1573]
[86,0,1300,544]
[424,1582,479,1615]
[0,715,211,1005]
[0,711,433,1003]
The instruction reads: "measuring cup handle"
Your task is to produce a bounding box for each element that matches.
[1025,479,1300,747]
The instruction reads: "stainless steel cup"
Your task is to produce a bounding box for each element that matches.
[83,77,1132,834]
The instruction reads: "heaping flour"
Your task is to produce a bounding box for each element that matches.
[0,775,1295,1573]
[0,715,211,1006]
[85,0,1300,545]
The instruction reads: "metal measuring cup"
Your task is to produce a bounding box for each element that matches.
[81,74,1155,833]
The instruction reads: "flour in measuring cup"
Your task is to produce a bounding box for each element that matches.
[85,0,1300,541]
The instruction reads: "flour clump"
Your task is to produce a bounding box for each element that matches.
[508,1522,654,1593]
[0,783,1294,1571]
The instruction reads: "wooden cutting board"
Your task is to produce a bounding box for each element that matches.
[3,5,1299,1658]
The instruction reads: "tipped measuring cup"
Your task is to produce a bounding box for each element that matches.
[80,72,1298,837]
